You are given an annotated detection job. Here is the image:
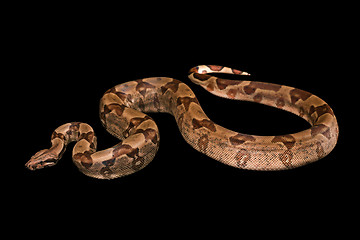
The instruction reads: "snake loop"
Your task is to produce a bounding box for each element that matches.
[26,65,338,179]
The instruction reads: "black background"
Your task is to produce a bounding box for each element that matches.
[11,6,353,234]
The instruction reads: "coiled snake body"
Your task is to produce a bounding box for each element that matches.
[26,65,339,179]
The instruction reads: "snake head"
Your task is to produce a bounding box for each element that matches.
[25,149,59,170]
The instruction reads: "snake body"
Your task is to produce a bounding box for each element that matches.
[26,65,339,179]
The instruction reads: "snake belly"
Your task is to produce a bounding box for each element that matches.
[25,65,339,179]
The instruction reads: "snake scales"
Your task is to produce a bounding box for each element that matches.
[26,65,339,179]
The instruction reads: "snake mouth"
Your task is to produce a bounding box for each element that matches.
[42,158,57,167]
[25,157,58,170]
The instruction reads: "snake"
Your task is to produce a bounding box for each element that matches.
[25,65,339,179]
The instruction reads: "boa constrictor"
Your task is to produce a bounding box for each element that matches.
[26,65,339,179]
